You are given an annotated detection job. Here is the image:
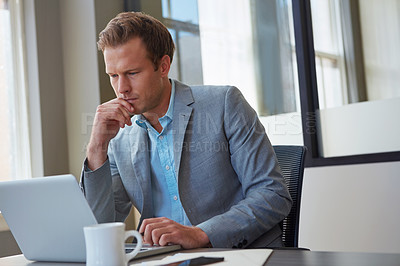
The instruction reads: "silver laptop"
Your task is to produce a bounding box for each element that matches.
[0,174,180,262]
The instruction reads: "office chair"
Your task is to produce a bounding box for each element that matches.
[273,145,307,248]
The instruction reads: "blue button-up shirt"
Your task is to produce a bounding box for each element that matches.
[136,80,191,226]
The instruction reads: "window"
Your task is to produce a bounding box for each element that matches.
[127,0,299,117]
[0,0,31,181]
[127,0,400,166]
[310,0,348,109]
[161,0,203,85]
[293,0,400,165]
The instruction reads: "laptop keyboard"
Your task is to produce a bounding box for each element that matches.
[125,244,163,253]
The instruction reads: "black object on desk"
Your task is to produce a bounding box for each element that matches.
[161,256,224,266]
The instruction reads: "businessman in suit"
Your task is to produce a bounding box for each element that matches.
[81,12,292,249]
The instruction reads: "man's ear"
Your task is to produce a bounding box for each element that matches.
[159,55,171,77]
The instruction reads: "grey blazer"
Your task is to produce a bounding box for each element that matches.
[81,80,292,248]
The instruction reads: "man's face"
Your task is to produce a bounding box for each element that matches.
[104,37,170,117]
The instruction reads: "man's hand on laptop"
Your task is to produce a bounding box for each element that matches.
[139,217,211,249]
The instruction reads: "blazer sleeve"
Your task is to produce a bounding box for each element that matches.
[80,148,132,223]
[196,86,293,248]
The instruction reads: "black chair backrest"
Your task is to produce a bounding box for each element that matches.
[273,145,306,247]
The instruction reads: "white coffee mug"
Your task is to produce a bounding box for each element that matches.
[84,222,143,266]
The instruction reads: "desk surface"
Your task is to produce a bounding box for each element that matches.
[265,250,400,266]
[1,249,400,266]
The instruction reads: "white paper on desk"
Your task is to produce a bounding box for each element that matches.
[131,249,273,266]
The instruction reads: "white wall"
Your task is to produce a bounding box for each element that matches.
[24,0,70,176]
[299,161,400,253]
[59,0,101,179]
[318,97,400,157]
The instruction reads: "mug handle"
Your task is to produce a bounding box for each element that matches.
[125,230,143,262]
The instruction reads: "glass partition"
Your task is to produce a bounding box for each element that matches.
[130,0,299,116]
[309,0,400,157]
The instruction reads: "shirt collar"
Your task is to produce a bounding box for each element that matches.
[136,79,176,129]
[164,79,175,120]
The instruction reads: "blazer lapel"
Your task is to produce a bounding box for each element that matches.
[128,119,153,218]
[172,81,194,179]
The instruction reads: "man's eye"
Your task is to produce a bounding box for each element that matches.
[110,74,118,78]
[128,72,137,76]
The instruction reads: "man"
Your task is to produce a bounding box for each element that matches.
[81,11,292,249]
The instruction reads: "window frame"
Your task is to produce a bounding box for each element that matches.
[291,0,400,167]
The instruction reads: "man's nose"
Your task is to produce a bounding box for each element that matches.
[118,76,131,95]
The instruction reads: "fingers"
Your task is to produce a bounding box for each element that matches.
[108,98,135,124]
[97,106,130,128]
[138,218,210,249]
[114,98,135,124]
[139,218,173,246]
[115,97,135,114]
[96,98,134,128]
[88,98,135,151]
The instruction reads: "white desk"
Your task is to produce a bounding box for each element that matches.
[2,249,400,266]
[0,248,268,266]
